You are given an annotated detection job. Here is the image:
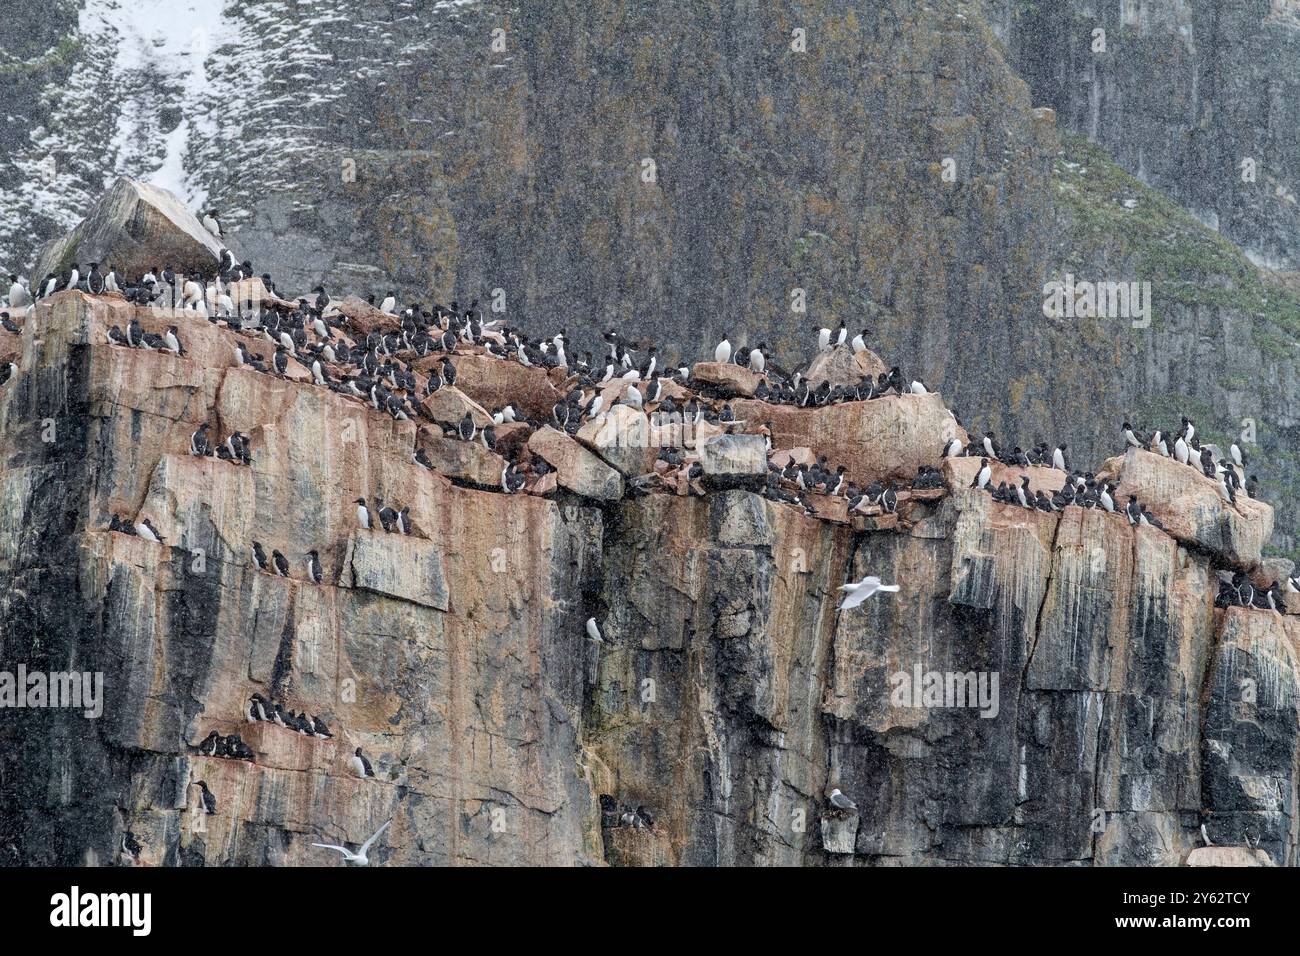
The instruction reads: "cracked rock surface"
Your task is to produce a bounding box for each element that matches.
[0,292,1296,867]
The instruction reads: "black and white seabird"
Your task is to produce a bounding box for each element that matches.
[307,549,324,584]
[1125,496,1143,526]
[352,747,376,778]
[163,325,184,355]
[251,541,269,571]
[457,412,476,442]
[272,549,290,577]
[195,780,217,815]
[84,263,104,295]
[248,694,269,722]
[355,498,372,530]
[190,423,211,456]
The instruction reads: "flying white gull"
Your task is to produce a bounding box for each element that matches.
[311,818,392,866]
[838,575,900,610]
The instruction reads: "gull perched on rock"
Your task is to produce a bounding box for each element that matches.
[828,788,857,811]
[311,818,392,866]
[838,575,899,610]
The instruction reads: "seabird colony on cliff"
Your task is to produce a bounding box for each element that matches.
[1,205,1287,852]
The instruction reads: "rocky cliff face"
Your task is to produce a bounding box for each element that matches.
[4,0,1300,565]
[991,0,1300,272]
[1,287,1296,866]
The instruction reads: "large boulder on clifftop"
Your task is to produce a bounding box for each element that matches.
[33,177,228,282]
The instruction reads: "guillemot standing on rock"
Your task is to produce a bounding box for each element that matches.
[307,550,323,584]
[457,412,476,442]
[356,498,372,529]
[189,423,211,456]
[248,694,269,722]
[195,780,217,815]
[272,549,290,576]
[352,747,375,778]
[251,541,269,571]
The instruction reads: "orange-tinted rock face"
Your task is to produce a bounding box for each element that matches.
[804,344,886,389]
[447,352,564,423]
[2,290,1298,868]
[689,361,766,398]
[735,391,962,486]
[1108,448,1273,568]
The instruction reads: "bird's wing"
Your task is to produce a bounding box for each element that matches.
[360,818,393,854]
[839,591,868,611]
[311,843,351,856]
[877,585,901,593]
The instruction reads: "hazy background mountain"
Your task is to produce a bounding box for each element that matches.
[3,0,1300,552]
